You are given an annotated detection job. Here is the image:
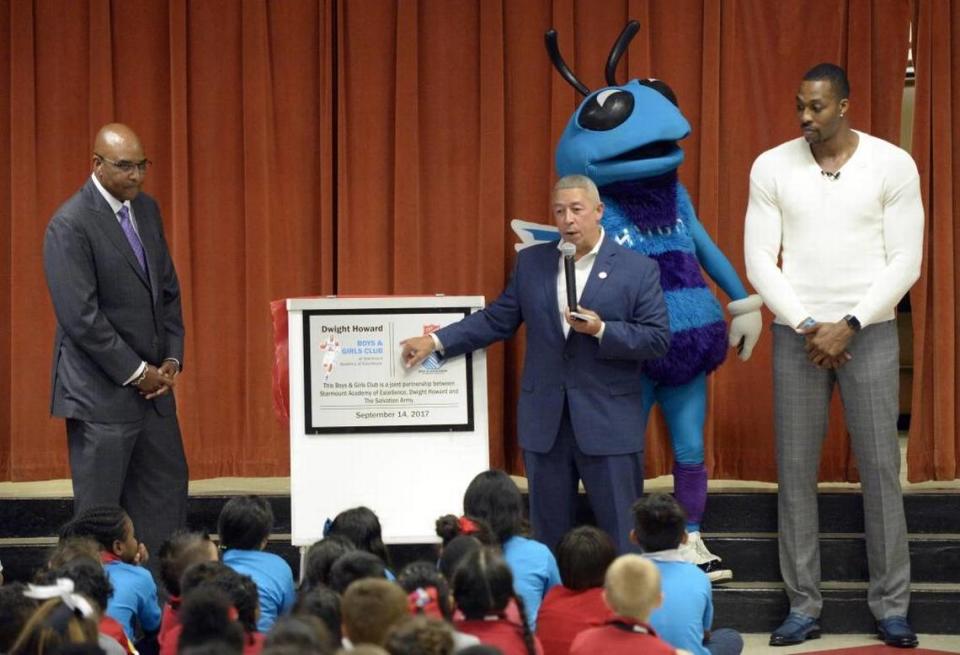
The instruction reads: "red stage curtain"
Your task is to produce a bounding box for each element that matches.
[1,0,938,483]
[1,0,335,479]
[907,0,960,481]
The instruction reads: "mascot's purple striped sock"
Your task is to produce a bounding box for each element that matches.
[673,461,707,528]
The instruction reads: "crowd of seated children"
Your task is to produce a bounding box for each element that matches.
[219,496,297,633]
[1,470,756,655]
[633,494,743,655]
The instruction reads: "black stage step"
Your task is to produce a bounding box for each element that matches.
[711,582,960,634]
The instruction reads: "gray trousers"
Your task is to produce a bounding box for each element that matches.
[772,321,910,620]
[67,410,188,572]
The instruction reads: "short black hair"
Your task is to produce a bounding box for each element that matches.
[556,526,616,590]
[327,550,387,594]
[159,530,216,596]
[293,586,342,645]
[263,615,334,655]
[327,507,390,565]
[60,505,129,551]
[184,565,259,634]
[178,587,245,655]
[217,496,274,551]
[632,493,687,552]
[451,549,538,655]
[462,470,524,544]
[451,548,513,618]
[803,62,850,100]
[181,561,231,597]
[301,535,356,591]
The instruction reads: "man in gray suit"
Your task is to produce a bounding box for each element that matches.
[43,123,188,562]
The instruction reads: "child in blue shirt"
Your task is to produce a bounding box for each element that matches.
[218,495,296,632]
[60,505,161,643]
[456,469,561,631]
[632,494,743,655]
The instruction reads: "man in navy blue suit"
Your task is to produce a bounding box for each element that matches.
[401,175,670,552]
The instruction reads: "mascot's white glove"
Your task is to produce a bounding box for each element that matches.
[727,294,763,361]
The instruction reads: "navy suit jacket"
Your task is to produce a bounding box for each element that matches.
[43,178,184,422]
[436,237,670,456]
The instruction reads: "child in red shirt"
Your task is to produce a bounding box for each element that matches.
[157,531,219,654]
[570,554,684,655]
[453,547,543,655]
[537,526,616,655]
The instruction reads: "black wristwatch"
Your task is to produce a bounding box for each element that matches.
[843,314,862,332]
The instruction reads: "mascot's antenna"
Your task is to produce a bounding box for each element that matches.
[544,29,590,96]
[605,20,641,86]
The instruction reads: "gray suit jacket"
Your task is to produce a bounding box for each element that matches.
[43,178,184,422]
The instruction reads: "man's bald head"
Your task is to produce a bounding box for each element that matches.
[92,123,148,202]
[94,123,142,155]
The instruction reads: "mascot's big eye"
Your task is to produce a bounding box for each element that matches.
[578,89,634,131]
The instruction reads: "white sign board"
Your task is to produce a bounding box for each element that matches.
[288,296,490,546]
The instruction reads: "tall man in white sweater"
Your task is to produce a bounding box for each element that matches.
[744,64,923,649]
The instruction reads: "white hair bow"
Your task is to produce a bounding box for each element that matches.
[23,578,95,618]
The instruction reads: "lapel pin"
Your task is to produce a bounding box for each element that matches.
[598,271,608,279]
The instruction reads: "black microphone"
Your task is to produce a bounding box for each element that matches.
[560,241,577,312]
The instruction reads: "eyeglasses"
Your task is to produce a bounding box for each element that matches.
[95,153,151,174]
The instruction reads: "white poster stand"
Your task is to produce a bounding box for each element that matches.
[287,296,489,547]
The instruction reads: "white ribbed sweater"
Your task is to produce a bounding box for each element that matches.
[744,130,923,328]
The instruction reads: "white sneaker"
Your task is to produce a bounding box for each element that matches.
[680,531,733,583]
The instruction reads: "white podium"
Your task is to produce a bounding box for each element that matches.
[286,296,489,546]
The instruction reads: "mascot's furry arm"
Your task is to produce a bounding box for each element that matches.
[676,185,762,360]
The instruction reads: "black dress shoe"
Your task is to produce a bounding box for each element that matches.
[877,616,919,648]
[769,613,821,646]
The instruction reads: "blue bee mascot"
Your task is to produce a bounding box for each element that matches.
[538,21,763,580]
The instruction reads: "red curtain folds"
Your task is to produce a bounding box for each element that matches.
[2,0,335,479]
[906,0,960,481]
[3,0,944,483]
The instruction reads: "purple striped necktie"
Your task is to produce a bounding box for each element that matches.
[117,205,147,274]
